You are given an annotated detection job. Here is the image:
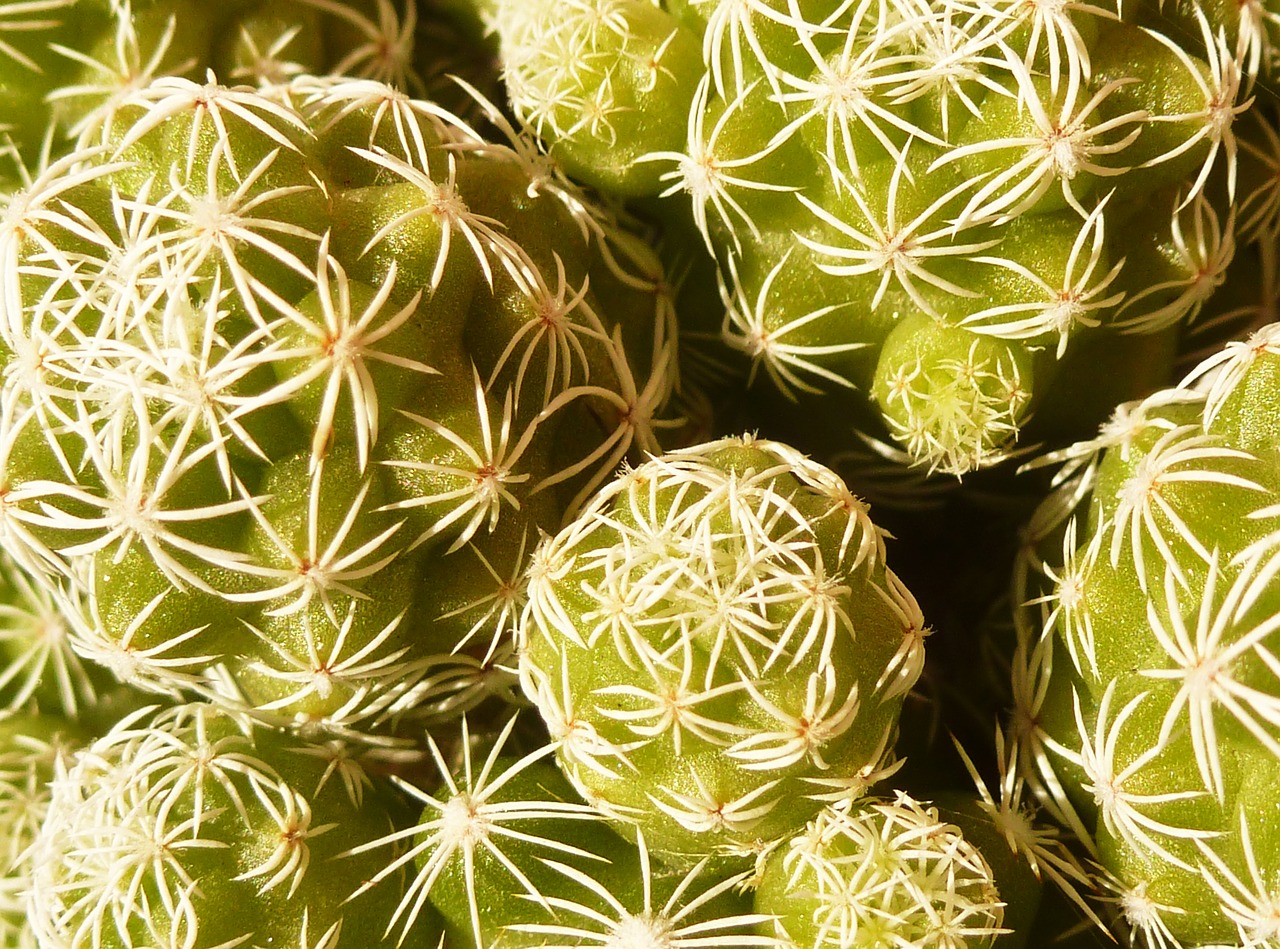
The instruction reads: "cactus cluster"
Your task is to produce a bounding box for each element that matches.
[0,0,495,170]
[489,0,1280,475]
[0,70,679,735]
[2,1,1280,948]
[375,435,1087,947]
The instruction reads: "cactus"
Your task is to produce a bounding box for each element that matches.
[0,0,499,165]
[5,3,1280,947]
[0,73,679,738]
[0,710,87,949]
[25,700,437,949]
[345,712,778,948]
[1012,320,1280,945]
[753,791,1008,948]
[517,434,927,865]
[487,0,1280,475]
[0,550,96,716]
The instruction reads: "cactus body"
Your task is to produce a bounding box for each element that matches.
[0,74,678,738]
[490,0,1280,475]
[518,435,927,864]
[754,792,1007,949]
[1015,321,1280,946]
[27,701,435,949]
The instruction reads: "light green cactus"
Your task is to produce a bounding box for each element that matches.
[517,434,928,865]
[485,0,1280,476]
[753,791,1008,948]
[0,72,679,738]
[0,550,97,716]
[0,0,498,165]
[26,700,438,949]
[0,710,87,949]
[342,712,780,949]
[1011,320,1280,946]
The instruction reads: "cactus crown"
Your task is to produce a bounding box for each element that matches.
[519,435,927,860]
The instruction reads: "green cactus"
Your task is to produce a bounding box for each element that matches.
[26,700,438,949]
[517,434,927,865]
[0,73,679,738]
[1012,320,1280,946]
[0,709,87,949]
[0,551,96,716]
[0,0,499,165]
[753,791,1008,948]
[486,0,1280,476]
[345,712,780,948]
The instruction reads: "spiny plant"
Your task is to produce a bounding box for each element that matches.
[25,700,437,949]
[517,434,928,866]
[341,710,1101,948]
[1011,320,1280,946]
[0,0,495,164]
[346,713,778,948]
[753,791,1008,948]
[0,709,87,949]
[0,549,96,717]
[487,0,1280,476]
[0,72,679,739]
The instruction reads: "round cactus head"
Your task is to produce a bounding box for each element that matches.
[518,435,928,864]
[754,792,1007,948]
[26,700,438,949]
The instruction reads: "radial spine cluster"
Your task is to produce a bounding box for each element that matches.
[490,0,1280,475]
[0,71,678,737]
[1014,321,1280,946]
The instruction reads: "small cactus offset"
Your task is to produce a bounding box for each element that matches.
[487,0,1280,475]
[26,700,437,949]
[0,72,679,737]
[1013,321,1280,946]
[517,434,928,864]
